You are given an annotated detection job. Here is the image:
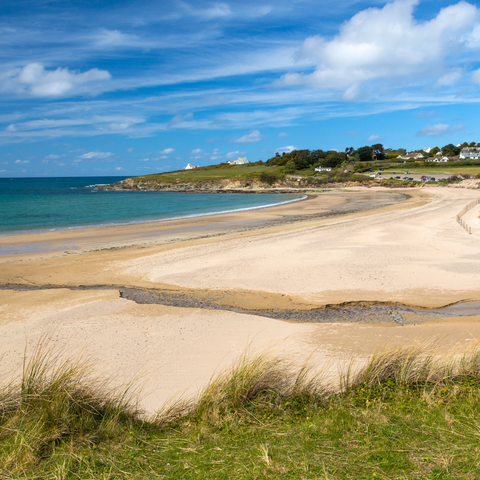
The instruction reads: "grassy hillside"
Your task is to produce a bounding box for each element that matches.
[135,163,282,183]
[3,343,480,478]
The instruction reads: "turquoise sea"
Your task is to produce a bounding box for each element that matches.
[0,177,303,235]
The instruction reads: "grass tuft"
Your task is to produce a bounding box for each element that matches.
[4,341,480,477]
[0,340,141,474]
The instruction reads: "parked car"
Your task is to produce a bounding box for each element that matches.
[395,176,400,179]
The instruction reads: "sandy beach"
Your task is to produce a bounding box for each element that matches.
[2,185,480,412]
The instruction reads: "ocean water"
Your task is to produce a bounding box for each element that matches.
[0,177,303,235]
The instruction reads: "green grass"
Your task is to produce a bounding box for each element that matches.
[382,165,480,176]
[135,164,282,183]
[4,343,480,478]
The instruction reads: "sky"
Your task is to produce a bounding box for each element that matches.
[1,0,480,177]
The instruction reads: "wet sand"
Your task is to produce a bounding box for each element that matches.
[2,186,480,412]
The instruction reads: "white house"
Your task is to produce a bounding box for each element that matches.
[460,148,480,159]
[227,157,249,165]
[397,153,425,160]
[315,166,332,172]
[185,163,197,170]
[428,157,449,163]
[422,147,432,153]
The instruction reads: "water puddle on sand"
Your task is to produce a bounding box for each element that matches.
[1,284,480,325]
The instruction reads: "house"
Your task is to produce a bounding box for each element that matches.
[227,157,249,165]
[427,157,449,163]
[460,148,480,159]
[397,153,425,160]
[422,147,432,153]
[314,166,332,172]
[185,163,197,170]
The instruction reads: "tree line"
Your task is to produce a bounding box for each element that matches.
[265,142,480,172]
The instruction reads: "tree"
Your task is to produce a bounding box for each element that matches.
[345,147,355,156]
[355,146,373,162]
[321,151,344,168]
[284,161,296,173]
[430,146,440,156]
[442,144,461,157]
[469,142,476,147]
[372,143,385,160]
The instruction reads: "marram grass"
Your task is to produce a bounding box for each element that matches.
[3,342,480,478]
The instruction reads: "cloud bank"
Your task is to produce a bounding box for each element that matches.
[279,0,480,98]
[1,62,111,98]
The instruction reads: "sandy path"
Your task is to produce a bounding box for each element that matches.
[117,188,480,307]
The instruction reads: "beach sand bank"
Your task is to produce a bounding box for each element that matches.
[1,186,480,411]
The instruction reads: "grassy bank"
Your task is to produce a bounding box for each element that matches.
[3,344,480,479]
[135,163,280,183]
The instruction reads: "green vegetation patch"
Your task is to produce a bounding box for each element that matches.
[3,344,480,478]
[135,163,278,183]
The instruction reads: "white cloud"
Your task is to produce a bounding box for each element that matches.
[1,62,111,98]
[44,154,61,160]
[160,148,175,154]
[435,69,463,87]
[180,2,232,19]
[233,129,263,143]
[191,148,204,155]
[278,0,479,96]
[127,147,134,152]
[416,123,466,137]
[115,167,124,171]
[76,151,113,159]
[367,134,384,142]
[168,113,194,127]
[275,145,298,154]
[278,132,288,138]
[472,69,480,85]
[227,150,240,158]
[107,123,132,131]
[15,159,29,164]
[94,29,139,48]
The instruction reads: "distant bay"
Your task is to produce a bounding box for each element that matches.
[0,177,303,235]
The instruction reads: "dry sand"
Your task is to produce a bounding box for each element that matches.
[1,186,480,412]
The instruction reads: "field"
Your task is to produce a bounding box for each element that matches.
[135,163,282,183]
[381,165,480,176]
[4,344,480,479]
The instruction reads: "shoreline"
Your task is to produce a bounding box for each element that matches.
[2,185,480,409]
[0,189,404,256]
[0,191,307,239]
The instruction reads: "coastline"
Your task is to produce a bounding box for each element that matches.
[0,191,307,239]
[0,189,402,255]
[2,185,480,410]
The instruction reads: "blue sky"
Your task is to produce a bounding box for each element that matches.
[1,0,480,177]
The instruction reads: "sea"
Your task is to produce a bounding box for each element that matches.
[0,177,304,236]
